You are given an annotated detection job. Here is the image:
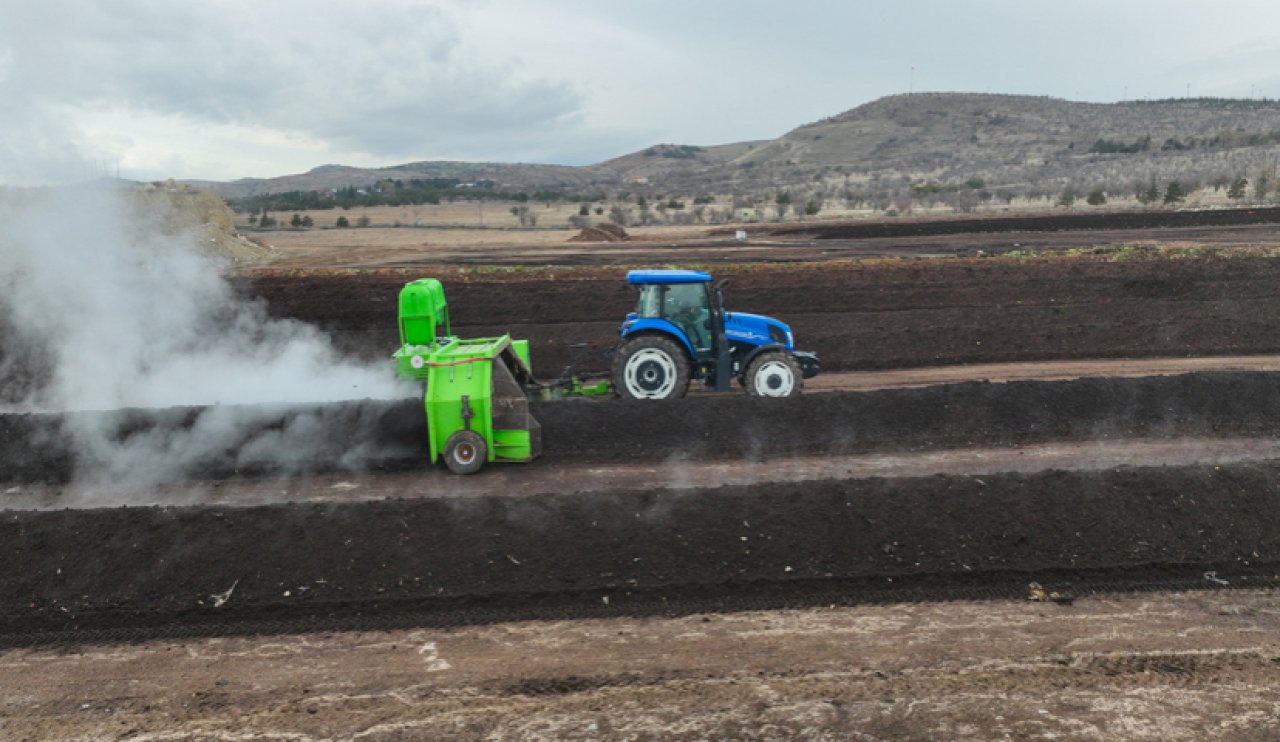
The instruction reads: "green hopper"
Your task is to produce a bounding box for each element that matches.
[392,278,608,474]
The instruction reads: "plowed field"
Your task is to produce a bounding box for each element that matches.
[7,210,1280,739]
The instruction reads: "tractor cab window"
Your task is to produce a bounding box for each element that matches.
[633,282,712,352]
[636,284,663,318]
[663,283,708,317]
[663,283,712,352]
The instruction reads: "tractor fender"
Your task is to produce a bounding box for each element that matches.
[737,343,789,375]
[619,318,697,361]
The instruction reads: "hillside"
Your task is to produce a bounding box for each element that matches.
[199,93,1280,205]
[204,160,600,201]
[714,93,1280,195]
[586,141,766,183]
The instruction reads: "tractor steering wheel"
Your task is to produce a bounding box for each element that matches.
[671,306,698,326]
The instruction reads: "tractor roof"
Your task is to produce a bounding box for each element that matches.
[626,269,712,285]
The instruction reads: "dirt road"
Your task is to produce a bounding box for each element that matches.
[10,435,1280,511]
[4,589,1277,740]
[804,355,1280,392]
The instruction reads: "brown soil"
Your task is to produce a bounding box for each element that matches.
[231,255,1280,381]
[11,215,1280,400]
[8,370,1280,486]
[5,371,1280,635]
[5,458,1280,634]
[7,436,1279,511]
[249,207,1280,270]
[7,211,1280,736]
[715,205,1280,240]
[806,355,1280,391]
[4,590,1278,740]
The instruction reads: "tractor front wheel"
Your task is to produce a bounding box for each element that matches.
[744,351,802,398]
[443,430,487,474]
[613,335,691,400]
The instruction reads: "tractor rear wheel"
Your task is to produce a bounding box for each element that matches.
[443,430,487,474]
[613,335,691,400]
[744,351,802,398]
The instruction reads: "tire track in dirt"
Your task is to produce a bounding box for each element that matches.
[9,436,1280,511]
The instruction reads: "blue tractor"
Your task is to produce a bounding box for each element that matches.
[613,269,819,400]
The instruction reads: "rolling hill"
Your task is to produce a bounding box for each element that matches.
[199,93,1280,203]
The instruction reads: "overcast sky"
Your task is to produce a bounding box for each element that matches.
[3,0,1279,185]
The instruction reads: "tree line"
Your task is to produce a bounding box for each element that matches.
[228,179,607,214]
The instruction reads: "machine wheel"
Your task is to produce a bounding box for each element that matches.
[613,335,691,400]
[443,430,487,474]
[743,351,803,398]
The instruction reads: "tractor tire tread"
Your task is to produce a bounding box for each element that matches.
[743,351,803,398]
[612,334,692,400]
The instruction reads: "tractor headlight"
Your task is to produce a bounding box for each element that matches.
[786,330,794,348]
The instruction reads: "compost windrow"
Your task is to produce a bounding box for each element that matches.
[5,370,1280,485]
[2,460,1279,634]
[9,251,1280,400]
[231,256,1280,380]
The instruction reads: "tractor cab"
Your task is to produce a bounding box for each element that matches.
[615,270,819,400]
[630,270,715,356]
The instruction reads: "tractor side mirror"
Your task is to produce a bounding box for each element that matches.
[714,279,730,312]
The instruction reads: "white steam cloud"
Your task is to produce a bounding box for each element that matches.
[1,187,402,410]
[0,185,413,484]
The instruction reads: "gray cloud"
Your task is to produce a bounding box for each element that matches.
[0,0,585,172]
[4,0,1280,184]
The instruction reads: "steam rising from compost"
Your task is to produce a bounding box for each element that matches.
[0,186,411,483]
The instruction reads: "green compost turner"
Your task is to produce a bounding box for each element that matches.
[393,278,607,474]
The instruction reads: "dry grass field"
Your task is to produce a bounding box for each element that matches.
[236,187,1241,239]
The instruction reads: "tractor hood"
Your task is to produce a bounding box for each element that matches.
[724,312,794,350]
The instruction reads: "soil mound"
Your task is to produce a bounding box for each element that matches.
[136,184,274,263]
[5,460,1280,632]
[569,222,630,242]
[7,370,1280,486]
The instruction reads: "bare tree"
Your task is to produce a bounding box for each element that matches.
[608,204,631,227]
[509,205,534,227]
